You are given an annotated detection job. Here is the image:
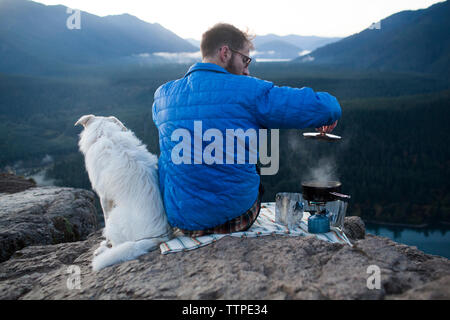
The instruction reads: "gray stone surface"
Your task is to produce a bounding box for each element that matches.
[343,216,366,240]
[0,172,36,194]
[0,187,99,262]
[0,223,449,300]
[0,183,448,300]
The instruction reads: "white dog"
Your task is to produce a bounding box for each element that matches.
[75,114,172,271]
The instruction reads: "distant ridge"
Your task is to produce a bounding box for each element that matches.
[252,40,303,60]
[253,34,341,52]
[299,1,450,75]
[0,0,197,74]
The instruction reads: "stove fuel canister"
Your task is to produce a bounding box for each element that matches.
[308,213,330,233]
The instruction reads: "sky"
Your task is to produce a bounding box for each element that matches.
[34,0,444,39]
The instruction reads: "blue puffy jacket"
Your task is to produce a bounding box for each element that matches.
[152,63,341,230]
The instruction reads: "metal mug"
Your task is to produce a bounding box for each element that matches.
[275,192,304,229]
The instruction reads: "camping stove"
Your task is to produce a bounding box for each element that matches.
[303,200,349,234]
[301,181,351,234]
[306,201,331,233]
[300,130,351,234]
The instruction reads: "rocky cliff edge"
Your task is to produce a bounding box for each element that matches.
[0,174,449,300]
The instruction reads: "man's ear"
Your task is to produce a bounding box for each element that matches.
[219,45,231,63]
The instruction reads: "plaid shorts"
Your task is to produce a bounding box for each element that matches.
[175,184,264,237]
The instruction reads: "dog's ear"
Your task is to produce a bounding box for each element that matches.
[108,116,127,131]
[75,115,95,128]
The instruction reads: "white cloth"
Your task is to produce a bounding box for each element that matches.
[160,202,352,254]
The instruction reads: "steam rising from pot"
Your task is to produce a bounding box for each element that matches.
[287,130,341,183]
[305,157,338,182]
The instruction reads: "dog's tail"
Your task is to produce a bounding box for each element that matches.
[92,237,166,271]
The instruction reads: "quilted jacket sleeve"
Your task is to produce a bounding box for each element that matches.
[254,83,342,130]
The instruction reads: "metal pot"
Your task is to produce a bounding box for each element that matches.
[301,180,350,202]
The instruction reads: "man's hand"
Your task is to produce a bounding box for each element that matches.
[315,120,338,135]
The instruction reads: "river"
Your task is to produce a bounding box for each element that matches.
[365,222,450,259]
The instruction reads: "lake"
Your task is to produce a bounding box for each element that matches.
[365,222,450,259]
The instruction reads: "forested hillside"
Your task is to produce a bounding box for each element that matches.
[1,63,449,225]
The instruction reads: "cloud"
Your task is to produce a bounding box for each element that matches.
[298,50,311,56]
[301,55,315,62]
[152,51,202,63]
[136,53,151,58]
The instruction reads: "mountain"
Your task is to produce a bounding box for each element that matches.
[300,1,450,75]
[186,38,201,48]
[0,0,197,75]
[252,40,304,60]
[254,34,342,52]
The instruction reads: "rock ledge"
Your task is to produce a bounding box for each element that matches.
[0,185,449,300]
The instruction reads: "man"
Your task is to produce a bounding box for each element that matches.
[152,23,340,236]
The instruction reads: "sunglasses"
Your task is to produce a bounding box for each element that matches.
[229,48,252,67]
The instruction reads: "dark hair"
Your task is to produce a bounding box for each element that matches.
[200,23,254,58]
